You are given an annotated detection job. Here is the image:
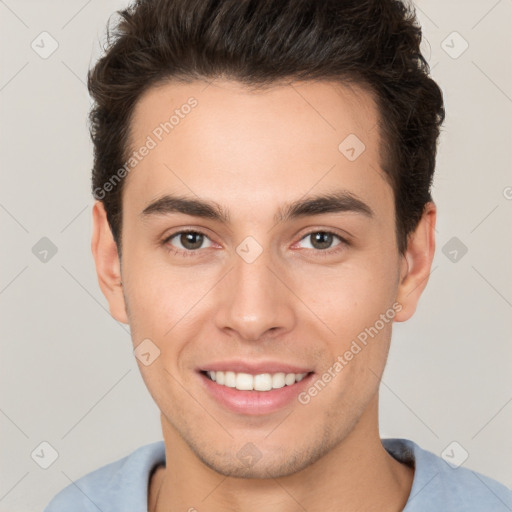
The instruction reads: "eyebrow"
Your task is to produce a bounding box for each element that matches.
[140,191,373,224]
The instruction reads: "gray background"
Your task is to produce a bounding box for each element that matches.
[1,0,511,510]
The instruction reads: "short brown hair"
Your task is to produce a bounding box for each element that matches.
[88,0,445,254]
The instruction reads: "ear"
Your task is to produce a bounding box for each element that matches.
[394,202,436,322]
[91,201,129,324]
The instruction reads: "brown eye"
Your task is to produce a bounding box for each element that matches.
[311,232,335,250]
[178,232,204,250]
[299,231,343,251]
[164,230,212,254]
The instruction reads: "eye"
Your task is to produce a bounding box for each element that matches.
[162,229,348,258]
[296,230,347,254]
[163,230,213,255]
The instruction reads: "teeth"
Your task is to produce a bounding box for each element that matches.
[236,372,254,390]
[254,373,272,391]
[224,371,236,388]
[272,372,286,389]
[284,373,296,386]
[205,370,308,391]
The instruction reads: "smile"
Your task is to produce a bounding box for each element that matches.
[203,370,308,391]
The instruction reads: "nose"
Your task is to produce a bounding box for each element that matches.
[213,245,296,343]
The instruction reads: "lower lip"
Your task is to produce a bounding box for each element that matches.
[199,371,314,415]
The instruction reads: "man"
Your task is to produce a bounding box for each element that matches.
[44,0,512,510]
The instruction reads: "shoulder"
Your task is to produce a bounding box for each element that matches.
[382,438,512,512]
[43,441,166,512]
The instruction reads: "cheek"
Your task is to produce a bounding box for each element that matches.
[121,252,177,343]
[296,257,399,337]
[122,251,221,369]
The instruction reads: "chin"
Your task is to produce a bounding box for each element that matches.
[192,440,332,479]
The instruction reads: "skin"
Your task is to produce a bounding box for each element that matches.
[91,78,436,512]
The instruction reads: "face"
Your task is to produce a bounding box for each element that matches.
[92,78,434,478]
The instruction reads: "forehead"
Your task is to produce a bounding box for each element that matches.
[123,78,391,218]
[129,78,379,151]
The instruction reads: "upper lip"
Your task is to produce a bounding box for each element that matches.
[199,360,313,375]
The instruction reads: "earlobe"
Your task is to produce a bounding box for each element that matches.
[394,202,436,322]
[91,201,129,324]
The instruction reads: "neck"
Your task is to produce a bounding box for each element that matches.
[150,395,414,512]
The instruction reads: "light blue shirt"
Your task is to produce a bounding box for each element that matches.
[43,438,512,511]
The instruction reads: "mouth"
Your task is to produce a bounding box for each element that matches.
[198,368,315,415]
[201,370,310,391]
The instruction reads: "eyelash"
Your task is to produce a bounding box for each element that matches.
[162,229,349,258]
